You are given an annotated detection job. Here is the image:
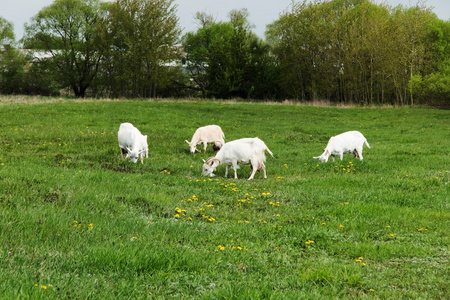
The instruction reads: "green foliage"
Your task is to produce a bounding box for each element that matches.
[0,17,15,47]
[1,0,450,105]
[267,0,445,106]
[182,10,281,99]
[96,0,182,98]
[0,98,448,298]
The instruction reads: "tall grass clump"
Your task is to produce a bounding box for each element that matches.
[0,97,448,298]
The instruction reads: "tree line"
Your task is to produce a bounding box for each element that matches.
[0,0,449,106]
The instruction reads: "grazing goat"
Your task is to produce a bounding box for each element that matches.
[118,122,148,163]
[185,125,225,153]
[313,130,370,163]
[202,137,274,180]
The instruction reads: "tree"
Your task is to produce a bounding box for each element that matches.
[182,9,281,99]
[97,0,181,98]
[0,17,15,47]
[267,0,441,105]
[23,0,106,97]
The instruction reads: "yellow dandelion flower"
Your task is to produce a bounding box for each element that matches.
[386,225,391,228]
[41,285,47,290]
[369,288,374,292]
[339,224,344,228]
[175,213,180,218]
[321,222,326,226]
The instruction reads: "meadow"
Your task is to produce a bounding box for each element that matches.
[0,96,448,299]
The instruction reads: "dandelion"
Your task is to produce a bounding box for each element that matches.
[390,233,396,237]
[305,240,314,245]
[88,223,94,230]
[339,224,344,228]
[369,289,375,292]
[283,164,288,168]
[321,222,326,226]
[386,225,391,228]
[418,228,426,232]
[216,245,225,251]
[41,285,47,290]
[175,213,180,218]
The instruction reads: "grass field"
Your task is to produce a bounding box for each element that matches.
[0,97,448,299]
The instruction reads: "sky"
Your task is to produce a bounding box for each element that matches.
[1,0,449,41]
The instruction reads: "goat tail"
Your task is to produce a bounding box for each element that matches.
[266,147,274,158]
[365,139,371,149]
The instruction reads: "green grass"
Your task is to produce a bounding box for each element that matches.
[0,97,448,299]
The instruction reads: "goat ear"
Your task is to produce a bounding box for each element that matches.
[185,140,190,144]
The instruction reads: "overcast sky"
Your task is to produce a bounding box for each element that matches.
[1,0,449,40]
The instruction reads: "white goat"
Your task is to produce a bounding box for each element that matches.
[202,137,274,180]
[185,125,225,153]
[313,130,370,163]
[118,122,148,163]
